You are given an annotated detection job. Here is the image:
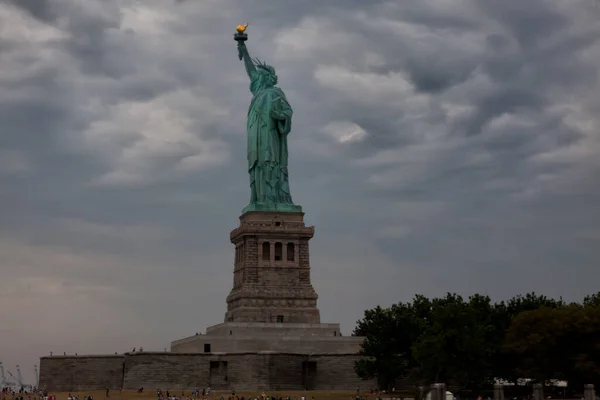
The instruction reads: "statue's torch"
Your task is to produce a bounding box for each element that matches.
[234,23,248,60]
[234,23,248,41]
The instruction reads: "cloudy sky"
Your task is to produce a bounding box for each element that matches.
[1,0,600,384]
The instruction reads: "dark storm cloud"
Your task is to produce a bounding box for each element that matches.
[478,0,570,48]
[6,0,57,22]
[1,0,600,384]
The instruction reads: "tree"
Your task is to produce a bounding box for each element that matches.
[503,305,600,387]
[353,303,410,387]
[584,292,600,307]
[411,294,495,390]
[490,293,565,382]
[354,303,422,389]
[354,292,599,392]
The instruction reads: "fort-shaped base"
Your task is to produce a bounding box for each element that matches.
[171,322,364,354]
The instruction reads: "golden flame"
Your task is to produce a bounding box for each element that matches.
[236,23,248,33]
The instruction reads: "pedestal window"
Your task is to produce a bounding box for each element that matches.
[274,242,283,261]
[262,242,270,261]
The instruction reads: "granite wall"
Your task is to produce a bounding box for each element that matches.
[39,352,375,392]
[39,355,124,392]
[170,334,364,354]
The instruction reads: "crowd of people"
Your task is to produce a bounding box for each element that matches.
[1,387,42,400]
[154,388,321,400]
[0,387,385,400]
[0,386,330,400]
[7,386,599,400]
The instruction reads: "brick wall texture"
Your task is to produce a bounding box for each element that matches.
[39,352,375,392]
[38,355,124,392]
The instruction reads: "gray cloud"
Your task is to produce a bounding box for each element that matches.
[1,0,599,384]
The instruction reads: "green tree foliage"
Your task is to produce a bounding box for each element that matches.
[354,292,599,390]
[353,303,421,389]
[584,291,600,306]
[411,294,495,389]
[503,305,600,387]
[490,293,565,382]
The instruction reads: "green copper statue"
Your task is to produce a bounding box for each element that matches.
[234,24,302,214]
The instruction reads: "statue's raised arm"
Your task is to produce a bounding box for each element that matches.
[234,24,255,80]
[238,42,256,80]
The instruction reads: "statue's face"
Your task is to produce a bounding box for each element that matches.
[257,67,277,87]
[250,67,278,93]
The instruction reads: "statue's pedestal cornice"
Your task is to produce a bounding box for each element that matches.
[242,202,303,214]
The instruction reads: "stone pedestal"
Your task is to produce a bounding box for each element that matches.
[170,210,364,356]
[225,211,320,324]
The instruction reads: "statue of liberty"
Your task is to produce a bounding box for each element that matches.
[234,24,302,213]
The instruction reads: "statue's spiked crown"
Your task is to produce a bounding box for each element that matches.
[253,58,276,76]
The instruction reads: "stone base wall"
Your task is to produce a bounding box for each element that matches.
[204,322,342,337]
[309,355,370,390]
[39,352,374,392]
[171,334,364,354]
[39,355,124,392]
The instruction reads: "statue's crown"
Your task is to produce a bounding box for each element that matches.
[253,58,275,75]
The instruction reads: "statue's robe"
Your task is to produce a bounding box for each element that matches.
[246,71,294,205]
